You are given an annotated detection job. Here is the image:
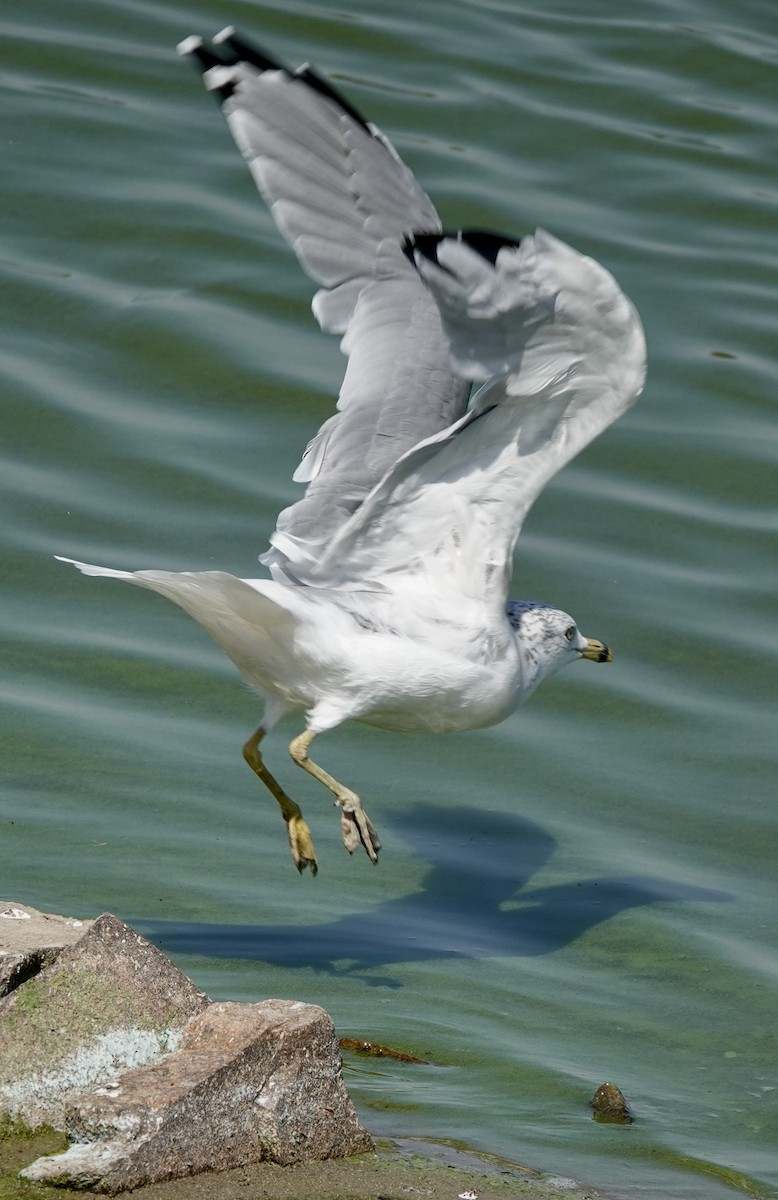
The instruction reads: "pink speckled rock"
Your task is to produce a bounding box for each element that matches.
[25,1000,372,1192]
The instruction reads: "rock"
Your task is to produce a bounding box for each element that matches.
[0,901,94,997]
[339,1036,428,1063]
[0,909,210,1130]
[23,999,372,1191]
[2,904,371,1191]
[589,1081,633,1124]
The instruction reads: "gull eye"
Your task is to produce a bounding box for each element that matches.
[565,625,576,641]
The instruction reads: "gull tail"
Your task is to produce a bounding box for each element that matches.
[55,556,140,583]
[55,557,301,679]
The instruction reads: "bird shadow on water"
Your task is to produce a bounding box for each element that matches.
[146,805,729,987]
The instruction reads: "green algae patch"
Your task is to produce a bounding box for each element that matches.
[0,1126,73,1200]
[0,968,176,1089]
[671,1152,766,1199]
[1,1129,602,1200]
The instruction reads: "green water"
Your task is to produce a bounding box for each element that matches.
[2,2,776,1197]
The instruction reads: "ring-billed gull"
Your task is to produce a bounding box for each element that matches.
[59,29,646,875]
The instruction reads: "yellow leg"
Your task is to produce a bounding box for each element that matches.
[242,727,318,875]
[288,730,381,864]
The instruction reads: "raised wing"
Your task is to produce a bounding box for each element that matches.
[178,30,470,582]
[305,229,646,621]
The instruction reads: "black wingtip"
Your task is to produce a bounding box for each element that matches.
[295,64,371,133]
[404,229,522,273]
[458,229,522,263]
[179,29,376,130]
[403,231,444,267]
[213,27,287,72]
[176,34,236,100]
[177,35,222,71]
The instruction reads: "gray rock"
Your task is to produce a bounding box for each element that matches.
[24,999,372,1191]
[0,901,93,997]
[3,905,371,1190]
[0,909,210,1130]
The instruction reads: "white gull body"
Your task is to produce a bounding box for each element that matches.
[60,28,646,875]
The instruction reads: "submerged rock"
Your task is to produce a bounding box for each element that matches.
[589,1081,633,1124]
[339,1036,429,1063]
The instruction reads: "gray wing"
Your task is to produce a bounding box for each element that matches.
[305,230,646,620]
[178,30,470,582]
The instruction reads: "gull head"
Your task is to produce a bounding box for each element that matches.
[506,600,613,696]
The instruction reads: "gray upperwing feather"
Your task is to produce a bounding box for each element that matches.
[267,271,470,579]
[182,33,470,581]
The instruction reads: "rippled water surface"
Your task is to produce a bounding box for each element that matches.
[3,2,777,1197]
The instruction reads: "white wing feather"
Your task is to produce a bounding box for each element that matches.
[306,230,646,619]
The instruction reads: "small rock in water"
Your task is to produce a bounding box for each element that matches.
[339,1036,428,1063]
[589,1081,633,1124]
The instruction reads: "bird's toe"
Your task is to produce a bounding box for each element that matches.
[339,802,381,863]
[340,811,362,854]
